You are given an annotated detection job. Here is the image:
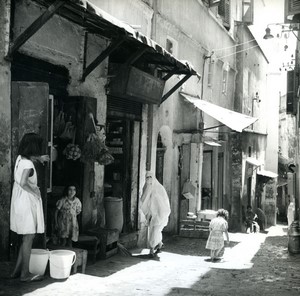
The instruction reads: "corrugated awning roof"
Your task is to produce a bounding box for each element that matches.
[181,93,258,133]
[33,0,198,76]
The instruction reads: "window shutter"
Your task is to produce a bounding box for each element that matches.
[285,0,300,22]
[218,0,230,29]
[286,70,296,114]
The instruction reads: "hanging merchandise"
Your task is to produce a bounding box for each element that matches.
[60,121,76,141]
[53,111,66,136]
[81,113,114,165]
[62,127,81,161]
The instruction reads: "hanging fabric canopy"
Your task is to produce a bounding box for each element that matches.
[181,93,258,133]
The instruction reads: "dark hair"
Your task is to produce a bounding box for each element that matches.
[217,209,229,220]
[63,184,78,196]
[247,205,252,210]
[18,133,43,158]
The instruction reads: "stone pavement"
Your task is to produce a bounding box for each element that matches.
[0,224,299,296]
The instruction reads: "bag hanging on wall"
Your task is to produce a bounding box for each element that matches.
[182,180,196,199]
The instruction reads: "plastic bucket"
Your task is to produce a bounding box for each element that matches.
[29,249,50,276]
[104,197,123,232]
[49,250,76,279]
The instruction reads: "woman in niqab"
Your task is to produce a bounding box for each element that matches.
[140,171,171,257]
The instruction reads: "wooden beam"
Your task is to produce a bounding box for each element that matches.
[125,47,148,66]
[160,74,192,104]
[6,0,66,59]
[81,37,126,81]
[162,68,178,81]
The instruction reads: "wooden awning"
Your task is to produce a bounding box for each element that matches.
[9,0,198,77]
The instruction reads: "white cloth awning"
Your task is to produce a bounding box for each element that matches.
[246,157,262,166]
[181,93,258,132]
[257,169,278,178]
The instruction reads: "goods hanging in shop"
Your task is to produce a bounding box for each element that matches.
[81,113,114,165]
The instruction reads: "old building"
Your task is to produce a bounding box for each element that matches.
[0,0,197,259]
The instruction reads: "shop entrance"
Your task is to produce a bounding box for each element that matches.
[105,96,142,233]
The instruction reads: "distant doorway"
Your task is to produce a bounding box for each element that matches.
[156,133,166,184]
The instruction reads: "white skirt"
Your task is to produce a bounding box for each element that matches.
[10,183,45,234]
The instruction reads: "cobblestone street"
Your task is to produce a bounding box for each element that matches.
[0,224,299,296]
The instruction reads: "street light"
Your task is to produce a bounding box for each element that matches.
[263,23,300,40]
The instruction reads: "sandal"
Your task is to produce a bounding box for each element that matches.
[20,274,44,282]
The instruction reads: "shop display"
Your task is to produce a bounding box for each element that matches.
[81,113,114,165]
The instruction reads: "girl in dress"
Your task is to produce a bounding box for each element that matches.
[55,184,82,247]
[206,209,229,262]
[10,133,49,282]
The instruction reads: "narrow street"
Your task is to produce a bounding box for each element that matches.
[0,224,299,296]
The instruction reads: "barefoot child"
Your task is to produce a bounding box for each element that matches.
[54,184,82,247]
[206,209,229,262]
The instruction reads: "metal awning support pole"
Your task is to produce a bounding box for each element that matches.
[160,74,192,104]
[81,36,126,81]
[6,0,66,59]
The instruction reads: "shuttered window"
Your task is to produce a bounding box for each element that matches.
[286,70,296,115]
[218,0,230,30]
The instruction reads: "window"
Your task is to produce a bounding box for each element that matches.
[222,63,229,94]
[218,0,230,29]
[166,39,173,55]
[166,36,178,57]
[207,60,215,87]
[242,0,253,25]
[287,70,296,114]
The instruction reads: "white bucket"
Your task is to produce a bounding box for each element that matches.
[29,249,50,276]
[49,250,76,279]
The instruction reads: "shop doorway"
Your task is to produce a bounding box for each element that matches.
[105,96,142,233]
[202,150,212,210]
[218,152,224,208]
[156,133,166,184]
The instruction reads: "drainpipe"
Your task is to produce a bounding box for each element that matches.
[146,0,158,171]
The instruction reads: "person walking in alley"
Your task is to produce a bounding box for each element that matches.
[10,133,49,282]
[140,171,171,258]
[206,209,229,262]
[244,205,258,233]
[54,184,82,247]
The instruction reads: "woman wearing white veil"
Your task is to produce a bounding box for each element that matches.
[140,171,171,257]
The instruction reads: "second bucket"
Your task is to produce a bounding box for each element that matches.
[49,250,76,279]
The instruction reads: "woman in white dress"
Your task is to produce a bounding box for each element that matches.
[140,171,171,257]
[206,209,229,262]
[10,133,49,282]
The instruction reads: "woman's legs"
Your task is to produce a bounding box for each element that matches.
[210,249,216,260]
[11,240,23,278]
[20,234,35,280]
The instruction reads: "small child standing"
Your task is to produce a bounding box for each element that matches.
[55,184,82,247]
[206,209,229,262]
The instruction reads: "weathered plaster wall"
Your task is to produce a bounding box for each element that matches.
[89,0,238,233]
[0,0,12,260]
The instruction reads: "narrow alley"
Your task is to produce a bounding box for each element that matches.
[0,224,299,296]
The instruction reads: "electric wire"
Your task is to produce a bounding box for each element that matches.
[211,39,256,52]
[215,44,260,60]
